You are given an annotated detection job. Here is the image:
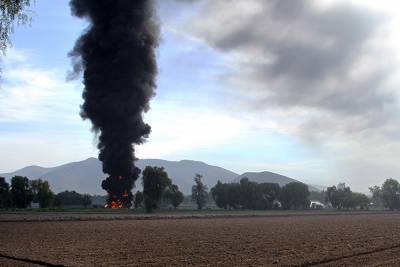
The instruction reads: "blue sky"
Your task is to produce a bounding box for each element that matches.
[1,0,400,191]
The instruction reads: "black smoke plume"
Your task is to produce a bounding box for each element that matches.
[69,0,159,208]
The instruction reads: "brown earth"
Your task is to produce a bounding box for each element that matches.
[1,213,400,266]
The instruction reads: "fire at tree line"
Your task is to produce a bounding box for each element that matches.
[1,166,400,212]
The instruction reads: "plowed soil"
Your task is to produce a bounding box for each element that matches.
[1,213,400,266]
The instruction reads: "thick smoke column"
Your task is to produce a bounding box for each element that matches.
[69,0,159,208]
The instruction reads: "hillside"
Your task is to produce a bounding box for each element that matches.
[1,158,322,195]
[1,158,238,195]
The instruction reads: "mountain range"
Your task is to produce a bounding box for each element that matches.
[0,158,322,194]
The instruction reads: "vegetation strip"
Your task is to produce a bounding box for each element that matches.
[0,210,397,223]
[298,243,400,266]
[0,252,66,267]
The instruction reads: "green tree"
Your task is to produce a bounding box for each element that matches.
[279,182,310,210]
[226,183,241,209]
[30,179,54,208]
[212,180,280,210]
[381,178,400,210]
[369,185,383,208]
[170,184,184,209]
[37,181,54,208]
[142,166,172,213]
[163,184,184,209]
[134,191,144,209]
[0,177,12,208]
[0,0,33,52]
[349,192,370,210]
[211,181,228,209]
[239,178,257,209]
[255,182,281,210]
[29,179,40,202]
[326,184,352,210]
[10,176,33,208]
[326,183,370,210]
[54,190,84,207]
[0,0,33,80]
[191,174,208,210]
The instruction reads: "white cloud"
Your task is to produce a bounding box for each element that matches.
[163,0,400,190]
[0,50,81,123]
[137,103,246,158]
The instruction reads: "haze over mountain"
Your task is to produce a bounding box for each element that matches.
[1,158,322,195]
[0,158,238,195]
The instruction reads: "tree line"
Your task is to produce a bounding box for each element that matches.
[133,166,185,213]
[210,178,400,211]
[369,178,400,210]
[211,178,310,210]
[3,169,400,213]
[325,183,370,210]
[0,176,91,209]
[0,167,188,212]
[301,178,400,211]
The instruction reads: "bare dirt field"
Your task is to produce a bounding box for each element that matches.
[1,212,400,266]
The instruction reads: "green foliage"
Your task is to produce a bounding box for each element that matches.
[142,166,172,213]
[191,174,208,210]
[238,178,281,209]
[326,184,351,210]
[349,192,370,210]
[0,0,33,52]
[255,182,281,209]
[326,183,370,210]
[0,177,12,208]
[211,181,228,209]
[279,182,310,210]
[30,179,54,208]
[226,182,241,209]
[369,185,383,208]
[10,176,33,208]
[54,190,86,207]
[368,179,400,210]
[211,179,281,210]
[380,179,400,210]
[163,184,184,208]
[239,178,256,209]
[134,191,144,208]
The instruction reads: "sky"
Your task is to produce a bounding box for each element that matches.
[1,0,400,191]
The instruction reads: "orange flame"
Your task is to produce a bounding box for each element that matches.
[105,200,124,209]
[104,176,128,209]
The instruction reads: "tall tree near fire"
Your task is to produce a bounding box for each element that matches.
[142,166,171,213]
[192,174,208,210]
